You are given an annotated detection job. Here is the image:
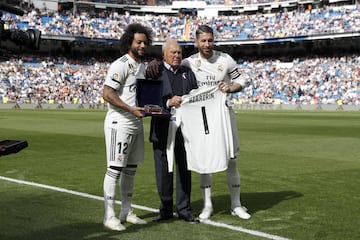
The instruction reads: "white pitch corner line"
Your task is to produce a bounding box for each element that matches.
[1,175,290,240]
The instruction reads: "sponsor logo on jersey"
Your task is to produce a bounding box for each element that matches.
[128,63,135,72]
[197,80,221,87]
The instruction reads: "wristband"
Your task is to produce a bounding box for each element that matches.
[129,107,135,113]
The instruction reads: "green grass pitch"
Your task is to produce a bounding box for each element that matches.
[0,109,359,240]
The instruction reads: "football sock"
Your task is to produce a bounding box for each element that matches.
[119,166,136,221]
[227,158,241,209]
[200,174,213,208]
[103,167,121,221]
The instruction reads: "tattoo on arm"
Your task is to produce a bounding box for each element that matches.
[103,85,127,110]
[230,83,243,93]
[105,88,118,105]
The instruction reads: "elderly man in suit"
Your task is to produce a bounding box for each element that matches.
[148,39,199,223]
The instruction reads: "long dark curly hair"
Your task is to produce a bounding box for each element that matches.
[119,23,153,55]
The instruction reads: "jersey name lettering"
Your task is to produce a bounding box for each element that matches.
[188,92,214,103]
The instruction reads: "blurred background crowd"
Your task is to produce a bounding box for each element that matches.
[0,0,359,106]
[1,54,358,105]
[2,2,359,41]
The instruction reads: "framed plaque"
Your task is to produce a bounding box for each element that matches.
[136,79,170,117]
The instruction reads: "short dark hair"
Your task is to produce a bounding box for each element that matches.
[119,23,153,55]
[195,25,213,38]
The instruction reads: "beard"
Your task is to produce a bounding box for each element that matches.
[130,48,144,60]
[200,48,213,59]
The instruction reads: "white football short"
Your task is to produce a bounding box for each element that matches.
[104,126,144,167]
[229,108,240,157]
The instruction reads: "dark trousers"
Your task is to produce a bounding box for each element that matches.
[153,128,192,217]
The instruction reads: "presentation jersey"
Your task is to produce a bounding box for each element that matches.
[182,51,242,156]
[166,85,234,174]
[104,54,145,134]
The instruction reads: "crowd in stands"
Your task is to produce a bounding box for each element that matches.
[0,56,108,106]
[234,55,359,105]
[53,0,280,6]
[1,3,360,41]
[1,1,359,106]
[1,55,358,106]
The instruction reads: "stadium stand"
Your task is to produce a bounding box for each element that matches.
[0,54,358,108]
[0,0,359,109]
[1,0,359,57]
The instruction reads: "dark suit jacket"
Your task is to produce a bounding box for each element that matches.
[149,63,198,146]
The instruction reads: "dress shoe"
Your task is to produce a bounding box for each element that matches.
[152,214,173,223]
[178,214,200,224]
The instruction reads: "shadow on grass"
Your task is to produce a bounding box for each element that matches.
[3,221,159,240]
[191,190,303,216]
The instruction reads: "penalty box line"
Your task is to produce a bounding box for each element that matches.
[1,175,290,240]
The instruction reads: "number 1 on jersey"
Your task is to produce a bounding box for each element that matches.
[201,106,210,134]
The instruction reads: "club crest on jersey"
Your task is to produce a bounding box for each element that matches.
[112,73,120,81]
[195,60,201,68]
[217,64,224,72]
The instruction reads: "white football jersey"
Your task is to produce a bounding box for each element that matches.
[166,85,234,174]
[104,54,145,133]
[182,50,246,88]
[182,50,242,156]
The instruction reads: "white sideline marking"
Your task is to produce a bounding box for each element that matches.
[0,175,157,213]
[201,219,290,240]
[1,175,290,240]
